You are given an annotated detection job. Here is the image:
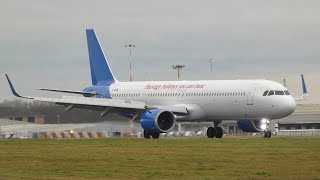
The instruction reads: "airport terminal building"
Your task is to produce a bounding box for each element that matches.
[272,104,320,136]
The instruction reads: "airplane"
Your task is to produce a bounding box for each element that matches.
[5,29,308,139]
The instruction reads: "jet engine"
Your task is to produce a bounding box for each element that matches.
[140,109,176,133]
[237,120,267,132]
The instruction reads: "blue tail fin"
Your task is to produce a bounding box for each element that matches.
[301,74,308,95]
[86,29,117,86]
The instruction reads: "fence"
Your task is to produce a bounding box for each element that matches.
[277,130,320,136]
[39,131,109,139]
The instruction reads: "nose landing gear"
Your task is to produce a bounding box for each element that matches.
[260,119,272,138]
[262,131,272,138]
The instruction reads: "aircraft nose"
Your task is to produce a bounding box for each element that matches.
[284,97,296,115]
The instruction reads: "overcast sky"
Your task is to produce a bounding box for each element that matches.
[0,0,319,103]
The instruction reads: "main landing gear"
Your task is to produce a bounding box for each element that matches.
[261,131,272,138]
[144,130,160,139]
[207,121,223,138]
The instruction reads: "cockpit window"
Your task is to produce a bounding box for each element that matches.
[275,90,285,95]
[268,90,274,96]
[284,90,290,95]
[263,90,269,96]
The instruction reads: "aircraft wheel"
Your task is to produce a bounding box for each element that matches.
[215,127,223,138]
[207,127,216,138]
[144,130,150,139]
[267,131,272,138]
[151,132,160,139]
[261,131,267,138]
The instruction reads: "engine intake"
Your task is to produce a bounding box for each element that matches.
[140,109,176,133]
[237,120,264,132]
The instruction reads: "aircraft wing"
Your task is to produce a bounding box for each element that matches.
[38,88,97,97]
[146,105,187,114]
[5,74,188,114]
[37,96,146,109]
[6,74,145,109]
[294,95,308,101]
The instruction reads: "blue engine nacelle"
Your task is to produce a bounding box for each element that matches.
[140,109,176,133]
[237,120,264,132]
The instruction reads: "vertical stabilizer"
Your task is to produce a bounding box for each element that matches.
[301,74,308,95]
[86,29,118,86]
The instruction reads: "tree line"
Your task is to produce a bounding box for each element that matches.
[0,99,125,124]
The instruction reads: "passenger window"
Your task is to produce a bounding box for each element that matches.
[284,90,290,95]
[263,90,269,96]
[268,90,274,96]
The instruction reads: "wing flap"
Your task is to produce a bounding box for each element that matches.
[34,96,146,110]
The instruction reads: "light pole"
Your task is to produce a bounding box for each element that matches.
[125,44,135,82]
[172,65,186,80]
[283,77,287,87]
[209,58,214,72]
[125,44,136,135]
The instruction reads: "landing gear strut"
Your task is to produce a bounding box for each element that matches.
[206,121,223,138]
[261,119,272,138]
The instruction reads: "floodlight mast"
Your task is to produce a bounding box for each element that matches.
[125,44,135,82]
[209,58,214,72]
[172,65,186,81]
[283,77,287,87]
[125,44,136,135]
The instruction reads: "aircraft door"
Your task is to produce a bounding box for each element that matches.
[177,89,186,103]
[247,89,256,105]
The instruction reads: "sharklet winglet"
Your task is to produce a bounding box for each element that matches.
[5,74,33,99]
[301,74,308,96]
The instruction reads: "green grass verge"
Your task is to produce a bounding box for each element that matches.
[0,137,320,180]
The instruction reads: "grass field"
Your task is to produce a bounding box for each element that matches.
[0,137,320,180]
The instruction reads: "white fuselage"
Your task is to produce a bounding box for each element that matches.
[108,79,296,122]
